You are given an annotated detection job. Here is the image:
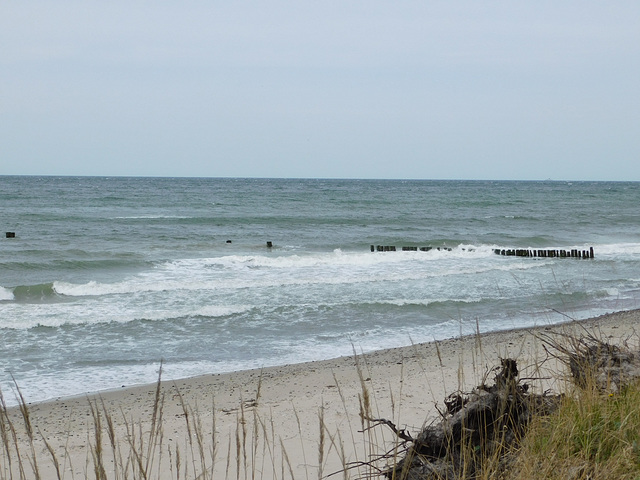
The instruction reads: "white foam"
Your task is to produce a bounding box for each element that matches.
[0,287,14,301]
[592,243,640,257]
[53,280,105,296]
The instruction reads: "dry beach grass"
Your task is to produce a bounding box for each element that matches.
[1,309,639,479]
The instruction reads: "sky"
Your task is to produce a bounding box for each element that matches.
[1,1,639,180]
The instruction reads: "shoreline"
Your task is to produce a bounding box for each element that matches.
[5,308,639,479]
[10,306,629,409]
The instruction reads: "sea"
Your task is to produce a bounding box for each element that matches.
[1,176,640,406]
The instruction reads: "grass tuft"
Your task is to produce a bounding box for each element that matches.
[511,379,640,479]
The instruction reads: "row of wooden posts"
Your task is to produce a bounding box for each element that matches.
[494,247,594,259]
[370,244,595,259]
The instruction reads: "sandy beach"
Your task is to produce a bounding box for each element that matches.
[3,309,639,479]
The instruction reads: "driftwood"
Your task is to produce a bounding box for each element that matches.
[383,359,561,480]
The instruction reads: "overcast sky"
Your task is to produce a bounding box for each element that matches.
[2,1,639,180]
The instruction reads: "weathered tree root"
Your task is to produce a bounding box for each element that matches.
[375,333,640,479]
[381,359,562,480]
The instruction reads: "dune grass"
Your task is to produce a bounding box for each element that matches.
[509,376,640,479]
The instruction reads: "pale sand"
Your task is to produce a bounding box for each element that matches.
[4,310,639,479]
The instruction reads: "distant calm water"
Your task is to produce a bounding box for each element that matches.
[1,176,640,405]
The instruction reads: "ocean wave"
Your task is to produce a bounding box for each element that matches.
[10,283,62,303]
[53,280,124,297]
[191,305,253,318]
[369,298,484,307]
[0,302,253,330]
[53,275,204,297]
